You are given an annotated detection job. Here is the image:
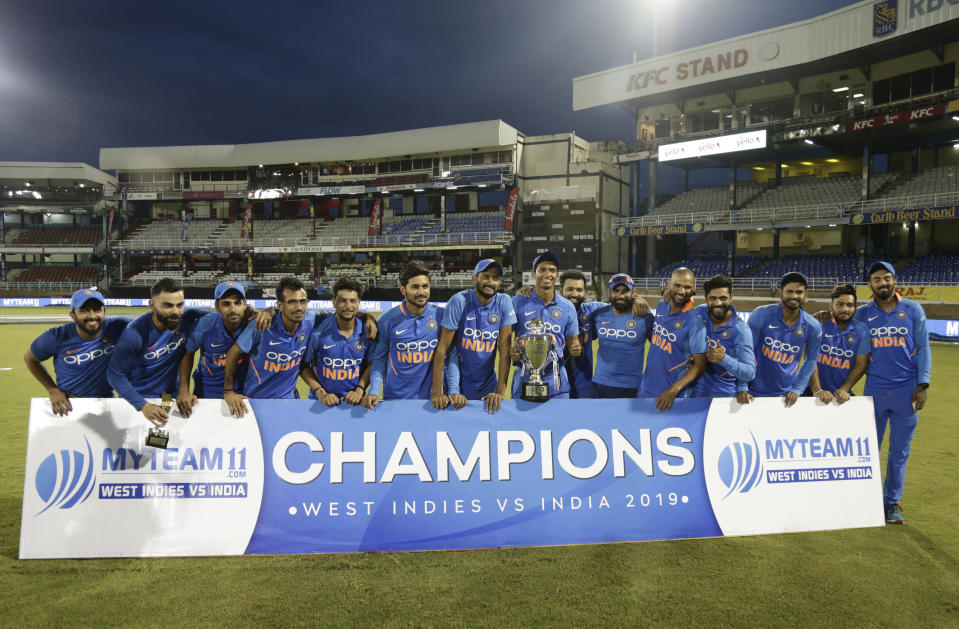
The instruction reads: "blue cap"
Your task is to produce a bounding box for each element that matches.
[473,259,503,276]
[867,261,896,279]
[780,272,808,288]
[214,281,246,301]
[609,273,634,291]
[532,250,560,272]
[70,288,105,310]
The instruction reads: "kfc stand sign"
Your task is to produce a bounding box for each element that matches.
[844,104,945,132]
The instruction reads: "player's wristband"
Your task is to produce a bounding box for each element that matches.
[354,385,365,393]
[917,383,929,390]
[313,387,324,396]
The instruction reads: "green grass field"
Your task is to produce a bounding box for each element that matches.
[1,309,958,627]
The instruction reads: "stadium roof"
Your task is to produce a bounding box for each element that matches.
[573,0,959,112]
[99,120,522,170]
[0,162,115,186]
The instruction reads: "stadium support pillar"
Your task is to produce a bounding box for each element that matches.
[775,161,782,186]
[646,161,658,276]
[440,194,446,232]
[1,253,6,281]
[630,162,639,276]
[907,222,916,257]
[862,143,871,200]
[912,146,920,174]
[683,169,689,192]
[729,164,737,211]
[773,229,780,259]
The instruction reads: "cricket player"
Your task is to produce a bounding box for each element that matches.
[853,261,931,524]
[640,267,707,411]
[431,258,516,413]
[743,272,822,407]
[691,274,755,399]
[25,288,129,415]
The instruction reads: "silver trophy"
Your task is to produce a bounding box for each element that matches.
[145,393,172,449]
[517,318,560,402]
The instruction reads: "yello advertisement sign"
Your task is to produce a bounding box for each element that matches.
[20,397,883,559]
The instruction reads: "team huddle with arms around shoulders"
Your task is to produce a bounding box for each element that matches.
[26,254,930,525]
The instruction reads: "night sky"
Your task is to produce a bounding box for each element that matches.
[1,0,859,170]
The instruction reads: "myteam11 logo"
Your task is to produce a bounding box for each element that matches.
[34,436,97,514]
[716,431,763,498]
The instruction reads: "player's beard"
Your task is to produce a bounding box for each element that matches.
[78,316,103,335]
[709,304,729,322]
[874,286,894,301]
[156,311,180,330]
[566,295,584,309]
[612,296,633,314]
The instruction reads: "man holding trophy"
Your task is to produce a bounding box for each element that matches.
[511,251,581,401]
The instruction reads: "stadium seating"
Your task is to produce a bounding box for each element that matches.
[744,174,897,210]
[314,217,370,241]
[652,254,765,278]
[10,266,101,284]
[10,226,102,246]
[125,219,224,246]
[879,165,959,200]
[895,253,959,283]
[651,184,763,216]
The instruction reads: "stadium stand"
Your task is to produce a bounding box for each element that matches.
[879,165,959,199]
[314,217,370,241]
[10,266,101,284]
[652,253,766,278]
[895,253,959,283]
[652,184,763,216]
[744,174,897,210]
[10,226,102,245]
[124,219,223,246]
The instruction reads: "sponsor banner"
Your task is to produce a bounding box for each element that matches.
[369,199,382,237]
[873,0,898,37]
[377,184,417,193]
[849,205,957,225]
[183,191,225,200]
[658,130,765,162]
[241,203,252,238]
[20,398,882,559]
[844,104,946,132]
[20,399,264,558]
[298,186,366,196]
[504,187,519,231]
[124,192,158,200]
[254,245,353,253]
[615,223,705,236]
[855,285,959,303]
[613,151,651,164]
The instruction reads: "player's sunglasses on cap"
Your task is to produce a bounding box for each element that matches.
[609,273,634,290]
[214,281,246,300]
[70,288,105,310]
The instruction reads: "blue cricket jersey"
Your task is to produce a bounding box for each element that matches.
[589,305,653,390]
[510,291,579,398]
[747,303,822,396]
[368,301,451,400]
[815,317,870,393]
[30,317,130,397]
[568,301,604,398]
[640,300,707,398]
[108,309,205,410]
[303,315,373,399]
[236,314,316,399]
[853,295,930,388]
[441,289,516,398]
[691,305,755,397]
[186,312,251,398]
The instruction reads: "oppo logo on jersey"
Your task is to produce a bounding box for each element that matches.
[599,327,637,339]
[461,328,498,354]
[323,357,363,368]
[760,336,799,365]
[524,319,563,335]
[650,322,677,354]
[265,347,306,373]
[464,328,498,341]
[820,345,854,359]
[63,345,115,365]
[870,325,909,348]
[396,340,437,352]
[144,338,185,361]
[396,338,437,364]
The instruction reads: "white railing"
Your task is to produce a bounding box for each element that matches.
[0,281,99,291]
[611,190,959,230]
[112,231,514,251]
[629,276,958,294]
